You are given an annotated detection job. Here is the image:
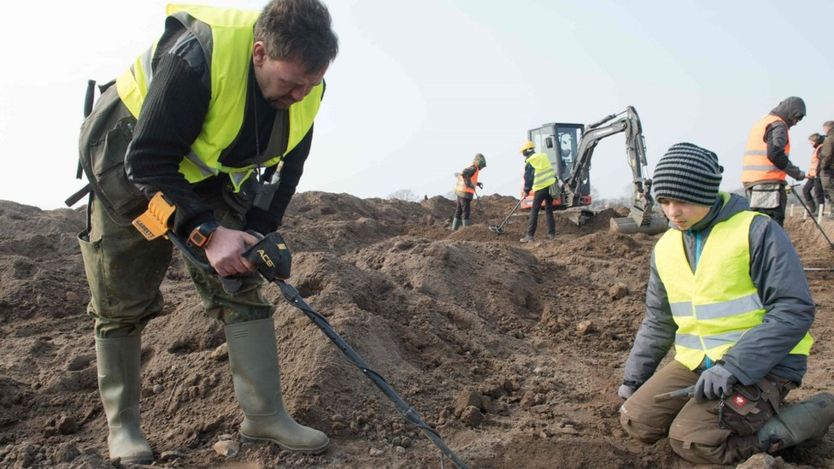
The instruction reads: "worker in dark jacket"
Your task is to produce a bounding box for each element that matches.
[802,133,825,215]
[618,142,834,465]
[818,121,834,215]
[450,153,486,230]
[519,141,556,242]
[741,97,806,226]
[76,1,338,463]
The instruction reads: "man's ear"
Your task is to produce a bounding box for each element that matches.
[252,41,267,66]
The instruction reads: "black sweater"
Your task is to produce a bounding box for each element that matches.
[124,29,314,237]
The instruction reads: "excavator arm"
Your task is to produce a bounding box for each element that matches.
[561,106,662,232]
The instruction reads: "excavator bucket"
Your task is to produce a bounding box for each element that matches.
[610,213,668,235]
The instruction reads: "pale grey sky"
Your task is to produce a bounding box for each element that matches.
[2,0,833,209]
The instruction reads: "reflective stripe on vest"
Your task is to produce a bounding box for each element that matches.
[115,4,322,191]
[455,166,479,196]
[526,152,557,192]
[654,194,813,370]
[809,146,821,178]
[741,115,790,184]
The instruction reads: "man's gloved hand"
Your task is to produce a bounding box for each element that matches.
[694,364,736,400]
[617,384,636,400]
[476,182,484,189]
[795,170,806,181]
[242,231,292,281]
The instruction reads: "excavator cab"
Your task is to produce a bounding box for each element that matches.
[517,106,668,234]
[522,123,590,209]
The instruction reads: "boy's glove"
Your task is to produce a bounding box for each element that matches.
[694,364,736,400]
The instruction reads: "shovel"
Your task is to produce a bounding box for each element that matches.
[489,198,523,235]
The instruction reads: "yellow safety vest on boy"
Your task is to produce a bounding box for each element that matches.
[115,4,323,191]
[654,195,813,370]
[526,152,557,192]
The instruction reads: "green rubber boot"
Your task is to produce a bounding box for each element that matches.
[95,335,153,464]
[461,218,472,228]
[450,218,462,231]
[225,319,329,453]
[758,392,834,452]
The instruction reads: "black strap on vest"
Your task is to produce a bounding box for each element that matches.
[65,80,98,207]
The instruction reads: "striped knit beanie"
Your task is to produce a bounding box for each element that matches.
[652,142,723,206]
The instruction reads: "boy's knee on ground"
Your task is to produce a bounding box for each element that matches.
[619,406,667,443]
[667,413,731,465]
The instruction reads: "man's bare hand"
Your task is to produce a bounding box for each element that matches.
[204,227,259,276]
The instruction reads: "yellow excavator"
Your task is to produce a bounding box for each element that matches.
[522,106,667,235]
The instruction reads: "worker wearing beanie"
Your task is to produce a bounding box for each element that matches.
[618,142,833,465]
[450,153,486,230]
[741,97,807,226]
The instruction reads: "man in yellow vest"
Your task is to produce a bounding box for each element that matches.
[76,1,337,463]
[741,97,807,226]
[618,143,834,465]
[801,133,825,215]
[451,153,487,230]
[519,141,557,242]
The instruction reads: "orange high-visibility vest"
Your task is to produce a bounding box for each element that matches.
[809,146,821,178]
[455,166,479,197]
[741,115,790,184]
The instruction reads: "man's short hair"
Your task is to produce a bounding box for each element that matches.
[254,0,339,73]
[824,120,834,131]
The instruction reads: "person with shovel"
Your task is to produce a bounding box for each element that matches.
[450,153,487,230]
[75,0,338,463]
[617,142,834,465]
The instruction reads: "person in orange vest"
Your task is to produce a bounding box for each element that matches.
[741,97,806,226]
[801,133,825,215]
[817,121,834,215]
[450,153,486,230]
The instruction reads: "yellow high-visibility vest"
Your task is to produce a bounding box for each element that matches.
[654,193,813,370]
[116,4,322,191]
[526,152,556,192]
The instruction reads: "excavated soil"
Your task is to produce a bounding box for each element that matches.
[1,194,834,469]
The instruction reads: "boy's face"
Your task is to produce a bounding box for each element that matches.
[658,198,711,231]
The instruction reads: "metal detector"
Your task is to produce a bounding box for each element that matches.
[790,184,834,250]
[488,199,523,235]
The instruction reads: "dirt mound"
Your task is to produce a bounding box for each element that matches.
[2,196,834,469]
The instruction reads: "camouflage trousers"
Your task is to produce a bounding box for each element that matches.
[78,195,274,338]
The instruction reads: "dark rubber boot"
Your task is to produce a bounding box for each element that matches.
[758,392,834,452]
[226,319,329,453]
[96,336,154,464]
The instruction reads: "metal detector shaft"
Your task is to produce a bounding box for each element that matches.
[276,281,470,469]
[789,184,834,250]
[490,198,523,234]
[164,231,469,467]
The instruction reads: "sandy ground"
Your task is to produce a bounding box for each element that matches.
[1,193,834,469]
